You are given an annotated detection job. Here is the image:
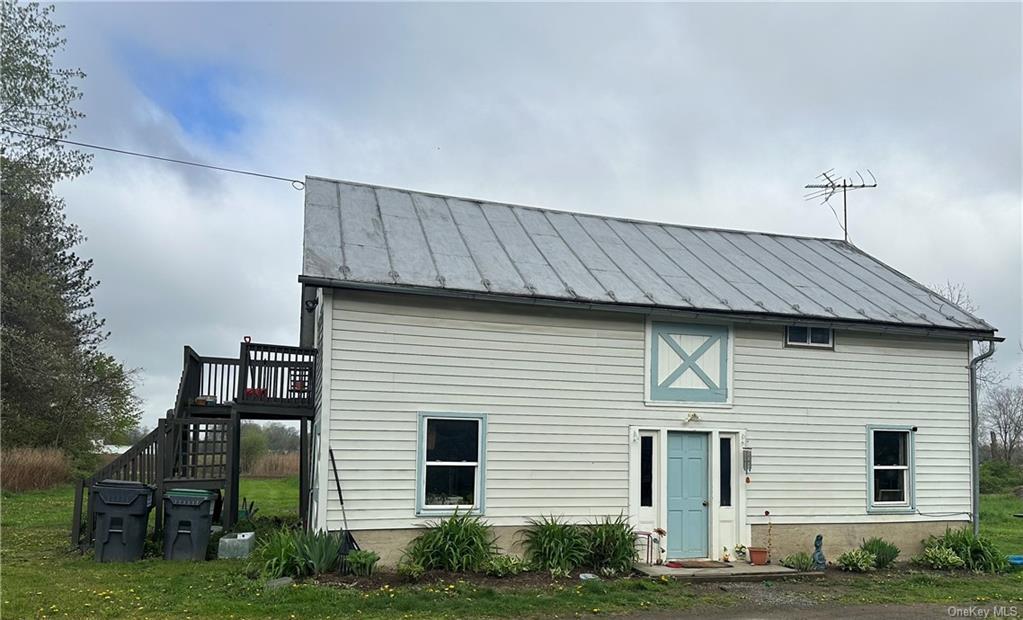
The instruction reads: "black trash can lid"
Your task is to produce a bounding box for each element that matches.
[95,479,153,490]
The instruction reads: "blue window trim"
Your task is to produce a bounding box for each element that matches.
[416,412,487,517]
[865,425,916,514]
[650,322,729,403]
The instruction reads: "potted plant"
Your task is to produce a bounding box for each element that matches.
[734,543,747,561]
[747,545,769,565]
[747,510,771,565]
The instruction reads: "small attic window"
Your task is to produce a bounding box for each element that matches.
[786,326,833,348]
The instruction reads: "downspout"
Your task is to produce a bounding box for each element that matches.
[969,340,995,535]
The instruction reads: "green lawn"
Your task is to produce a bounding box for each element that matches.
[1,483,1020,619]
[238,476,300,518]
[976,494,1023,553]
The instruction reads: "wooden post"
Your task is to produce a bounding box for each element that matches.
[71,478,85,549]
[85,480,96,550]
[237,341,249,402]
[223,412,241,529]
[154,418,167,535]
[299,419,309,528]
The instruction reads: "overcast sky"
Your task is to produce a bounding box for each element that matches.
[54,2,1022,428]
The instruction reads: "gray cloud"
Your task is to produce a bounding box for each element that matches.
[54,2,1021,426]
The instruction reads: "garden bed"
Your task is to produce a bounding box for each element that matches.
[317,568,599,590]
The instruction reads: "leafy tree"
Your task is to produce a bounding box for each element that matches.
[1,1,140,457]
[1,1,90,183]
[264,422,300,452]
[239,423,268,473]
[106,425,150,446]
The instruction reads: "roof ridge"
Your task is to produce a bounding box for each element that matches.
[305,175,851,245]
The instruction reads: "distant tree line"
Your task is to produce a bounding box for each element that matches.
[240,423,301,473]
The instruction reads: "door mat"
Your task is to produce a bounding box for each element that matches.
[664,560,732,569]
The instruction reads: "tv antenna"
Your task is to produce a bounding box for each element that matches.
[804,169,878,242]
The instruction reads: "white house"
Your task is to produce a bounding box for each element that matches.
[297,176,998,565]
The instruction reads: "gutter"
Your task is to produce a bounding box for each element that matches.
[969,341,996,535]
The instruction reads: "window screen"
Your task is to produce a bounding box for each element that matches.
[871,430,909,504]
[422,417,482,510]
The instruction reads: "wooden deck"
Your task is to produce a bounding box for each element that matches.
[71,340,316,550]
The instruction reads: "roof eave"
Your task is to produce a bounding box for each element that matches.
[298,275,1000,342]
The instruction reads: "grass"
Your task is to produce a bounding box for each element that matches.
[977,493,1023,553]
[239,476,300,518]
[832,571,1023,605]
[0,484,724,618]
[1,484,1020,619]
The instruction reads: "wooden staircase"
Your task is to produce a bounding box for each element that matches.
[71,340,316,550]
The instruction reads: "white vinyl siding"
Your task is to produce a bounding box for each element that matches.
[322,289,971,531]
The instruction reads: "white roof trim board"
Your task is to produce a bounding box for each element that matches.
[301,176,995,335]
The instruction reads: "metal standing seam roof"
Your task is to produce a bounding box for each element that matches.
[301,176,995,335]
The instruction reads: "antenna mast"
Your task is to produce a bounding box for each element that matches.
[804,169,878,242]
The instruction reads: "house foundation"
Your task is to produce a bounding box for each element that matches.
[749,520,967,560]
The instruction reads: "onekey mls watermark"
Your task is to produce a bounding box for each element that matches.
[948,606,1019,618]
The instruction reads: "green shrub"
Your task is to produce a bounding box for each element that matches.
[585,514,636,577]
[860,537,900,569]
[914,545,966,570]
[295,530,343,576]
[397,559,426,582]
[237,515,303,542]
[980,460,1023,494]
[483,554,528,577]
[520,515,588,577]
[250,528,302,579]
[923,528,1008,573]
[345,549,380,577]
[249,528,343,578]
[780,552,813,572]
[403,511,497,573]
[836,549,876,572]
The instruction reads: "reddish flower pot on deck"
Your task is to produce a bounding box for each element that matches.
[747,547,769,565]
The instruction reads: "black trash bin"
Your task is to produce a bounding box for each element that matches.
[91,479,154,562]
[163,488,215,561]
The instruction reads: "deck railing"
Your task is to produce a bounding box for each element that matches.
[174,341,316,413]
[237,341,316,407]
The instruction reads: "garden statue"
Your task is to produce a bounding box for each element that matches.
[811,534,826,571]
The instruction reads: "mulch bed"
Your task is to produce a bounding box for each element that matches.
[317,569,609,590]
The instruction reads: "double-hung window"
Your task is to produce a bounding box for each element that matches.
[867,426,915,512]
[417,414,486,515]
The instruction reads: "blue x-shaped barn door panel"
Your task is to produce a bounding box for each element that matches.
[650,322,729,403]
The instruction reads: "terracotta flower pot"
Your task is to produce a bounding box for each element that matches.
[747,546,769,565]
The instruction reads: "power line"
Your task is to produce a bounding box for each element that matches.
[1,127,305,190]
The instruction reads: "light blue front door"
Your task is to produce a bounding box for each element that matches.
[667,432,709,558]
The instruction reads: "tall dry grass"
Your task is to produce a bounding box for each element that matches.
[248,451,299,477]
[1,447,71,492]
